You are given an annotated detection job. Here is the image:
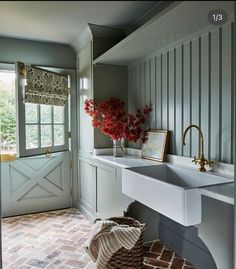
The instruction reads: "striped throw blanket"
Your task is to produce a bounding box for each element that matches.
[86,220,141,269]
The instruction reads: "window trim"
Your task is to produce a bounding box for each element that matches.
[22,104,69,157]
[16,63,70,157]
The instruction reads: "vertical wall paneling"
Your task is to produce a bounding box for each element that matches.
[231,22,235,164]
[150,58,156,128]
[162,52,168,129]
[168,49,175,154]
[221,23,232,163]
[156,55,162,129]
[183,42,191,156]
[145,60,151,128]
[191,37,200,157]
[128,66,137,149]
[175,46,183,155]
[128,67,133,112]
[128,21,234,163]
[133,65,137,111]
[145,60,150,105]
[210,29,220,161]
[136,64,141,109]
[200,33,210,160]
[140,62,146,110]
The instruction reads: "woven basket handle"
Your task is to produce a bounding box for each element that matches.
[94,217,146,231]
[94,218,102,224]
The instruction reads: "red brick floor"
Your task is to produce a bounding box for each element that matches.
[1,208,196,269]
[143,241,196,269]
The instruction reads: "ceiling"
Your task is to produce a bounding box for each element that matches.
[0,1,158,45]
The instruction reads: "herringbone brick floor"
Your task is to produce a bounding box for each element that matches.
[2,208,196,269]
[2,209,93,269]
[142,241,196,269]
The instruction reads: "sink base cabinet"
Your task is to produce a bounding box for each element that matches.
[78,156,94,220]
[95,162,117,219]
[78,158,133,221]
[94,161,133,219]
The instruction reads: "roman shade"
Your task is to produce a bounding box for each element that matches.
[23,64,68,106]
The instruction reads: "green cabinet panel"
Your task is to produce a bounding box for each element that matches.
[95,162,117,219]
[79,156,94,218]
[78,157,133,221]
[94,161,133,219]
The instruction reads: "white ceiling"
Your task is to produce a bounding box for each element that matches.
[0,1,157,44]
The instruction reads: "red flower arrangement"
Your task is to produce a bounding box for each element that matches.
[84,97,151,143]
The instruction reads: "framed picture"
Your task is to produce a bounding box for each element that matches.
[141,129,169,162]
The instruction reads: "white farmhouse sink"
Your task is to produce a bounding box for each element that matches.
[122,164,233,226]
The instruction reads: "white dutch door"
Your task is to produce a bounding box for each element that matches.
[0,63,72,217]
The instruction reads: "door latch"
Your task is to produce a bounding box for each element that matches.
[45,148,51,157]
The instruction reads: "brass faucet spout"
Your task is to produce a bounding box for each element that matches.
[182,124,212,172]
[182,124,204,158]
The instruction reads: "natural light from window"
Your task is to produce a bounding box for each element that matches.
[0,70,16,154]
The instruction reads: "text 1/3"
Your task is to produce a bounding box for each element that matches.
[212,14,223,22]
[208,9,227,25]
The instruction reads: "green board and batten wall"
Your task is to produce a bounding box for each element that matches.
[128,20,234,164]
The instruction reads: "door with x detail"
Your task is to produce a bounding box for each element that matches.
[1,151,71,217]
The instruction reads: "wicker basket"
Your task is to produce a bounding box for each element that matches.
[95,217,145,269]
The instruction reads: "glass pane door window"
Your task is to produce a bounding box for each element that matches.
[15,63,70,157]
[24,103,67,154]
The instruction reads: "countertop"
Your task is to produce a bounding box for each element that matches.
[93,154,160,168]
[93,153,234,205]
[200,183,234,205]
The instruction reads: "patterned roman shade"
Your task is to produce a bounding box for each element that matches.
[24,65,68,106]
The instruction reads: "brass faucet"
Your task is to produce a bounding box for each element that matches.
[182,124,213,172]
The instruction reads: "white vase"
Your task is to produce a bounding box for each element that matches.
[112,138,125,157]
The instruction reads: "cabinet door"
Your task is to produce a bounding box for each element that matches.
[95,162,118,219]
[79,156,94,219]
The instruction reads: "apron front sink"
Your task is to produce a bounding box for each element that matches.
[122,164,233,226]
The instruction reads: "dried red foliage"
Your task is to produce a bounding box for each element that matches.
[84,97,151,142]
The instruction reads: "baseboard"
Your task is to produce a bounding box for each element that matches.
[78,204,95,223]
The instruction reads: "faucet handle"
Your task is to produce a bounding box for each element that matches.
[192,156,198,164]
[206,160,214,168]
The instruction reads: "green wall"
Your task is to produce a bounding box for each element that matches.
[0,36,76,69]
[128,20,234,164]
